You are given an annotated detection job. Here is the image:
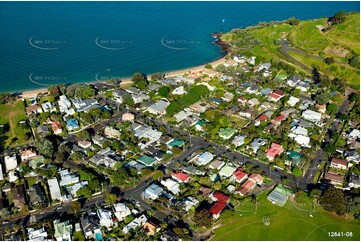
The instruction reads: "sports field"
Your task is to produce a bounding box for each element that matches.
[211,192,360,241]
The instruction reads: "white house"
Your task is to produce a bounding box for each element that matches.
[122,214,147,234]
[113,203,131,222]
[232,135,245,147]
[172,86,186,95]
[161,178,180,195]
[28,227,48,241]
[287,96,299,107]
[147,100,170,115]
[42,102,57,113]
[48,178,62,202]
[54,220,73,241]
[196,151,214,166]
[4,155,17,172]
[59,169,79,186]
[97,209,114,229]
[302,109,322,123]
[8,170,18,182]
[142,183,163,200]
[66,181,88,197]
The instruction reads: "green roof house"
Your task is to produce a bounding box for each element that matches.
[219,127,237,140]
[167,138,186,149]
[137,155,156,166]
[285,151,302,166]
[54,220,73,241]
[267,185,293,207]
[29,156,44,169]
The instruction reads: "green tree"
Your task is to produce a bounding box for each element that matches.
[153,170,164,181]
[88,179,101,192]
[193,209,212,228]
[326,103,338,115]
[70,201,82,214]
[0,208,10,219]
[158,86,170,98]
[34,138,54,158]
[122,93,134,107]
[324,57,335,65]
[349,56,360,69]
[320,187,346,215]
[76,130,91,141]
[131,73,148,90]
[76,186,92,198]
[105,193,117,206]
[332,11,347,24]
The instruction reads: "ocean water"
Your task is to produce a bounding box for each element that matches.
[0,1,359,92]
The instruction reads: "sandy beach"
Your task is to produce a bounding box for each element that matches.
[19,55,228,99]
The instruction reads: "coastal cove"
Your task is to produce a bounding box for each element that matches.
[0,1,359,93]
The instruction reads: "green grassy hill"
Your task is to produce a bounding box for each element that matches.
[222,12,360,89]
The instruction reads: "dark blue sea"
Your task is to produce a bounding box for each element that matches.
[0,1,359,92]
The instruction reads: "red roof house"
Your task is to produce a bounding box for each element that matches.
[271,114,286,125]
[238,96,249,106]
[209,202,227,219]
[171,172,190,183]
[233,169,248,183]
[330,158,348,170]
[210,191,230,203]
[249,173,263,185]
[268,90,285,102]
[265,143,284,161]
[234,179,256,196]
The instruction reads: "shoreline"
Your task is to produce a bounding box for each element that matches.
[16,32,230,99]
[18,53,229,100]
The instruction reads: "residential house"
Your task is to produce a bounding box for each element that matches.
[20,147,37,161]
[238,96,249,106]
[104,126,121,140]
[78,140,92,149]
[147,100,170,115]
[36,125,49,137]
[249,173,263,184]
[42,102,57,113]
[268,90,285,102]
[12,185,26,208]
[287,96,299,107]
[143,221,160,236]
[255,113,270,126]
[122,214,147,234]
[137,155,156,167]
[219,127,236,140]
[348,174,360,188]
[249,138,267,153]
[285,151,303,166]
[8,170,18,182]
[122,112,135,122]
[4,155,17,172]
[209,191,230,219]
[208,159,225,171]
[80,213,101,240]
[28,184,47,206]
[271,114,286,126]
[182,196,199,211]
[132,124,162,149]
[71,98,99,112]
[48,178,62,202]
[57,95,72,114]
[143,183,163,200]
[28,227,48,241]
[324,171,344,185]
[59,169,79,186]
[196,151,214,166]
[219,164,237,178]
[66,118,79,131]
[171,172,190,183]
[239,108,257,119]
[222,91,234,102]
[92,134,109,147]
[51,121,63,134]
[233,169,248,183]
[235,179,256,196]
[131,93,149,104]
[246,85,261,95]
[161,178,180,195]
[345,150,360,163]
[113,89,128,103]
[66,181,88,197]
[0,165,3,181]
[172,86,186,95]
[296,81,310,92]
[26,105,42,115]
[166,138,185,149]
[54,220,73,241]
[315,104,327,114]
[174,108,194,123]
[97,209,114,229]
[302,109,322,123]
[265,143,284,161]
[232,135,245,147]
[248,98,260,107]
[113,203,131,222]
[330,158,349,170]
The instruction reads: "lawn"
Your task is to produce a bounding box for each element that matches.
[0,100,32,147]
[211,192,360,241]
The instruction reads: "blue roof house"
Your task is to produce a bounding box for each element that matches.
[66,118,79,131]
